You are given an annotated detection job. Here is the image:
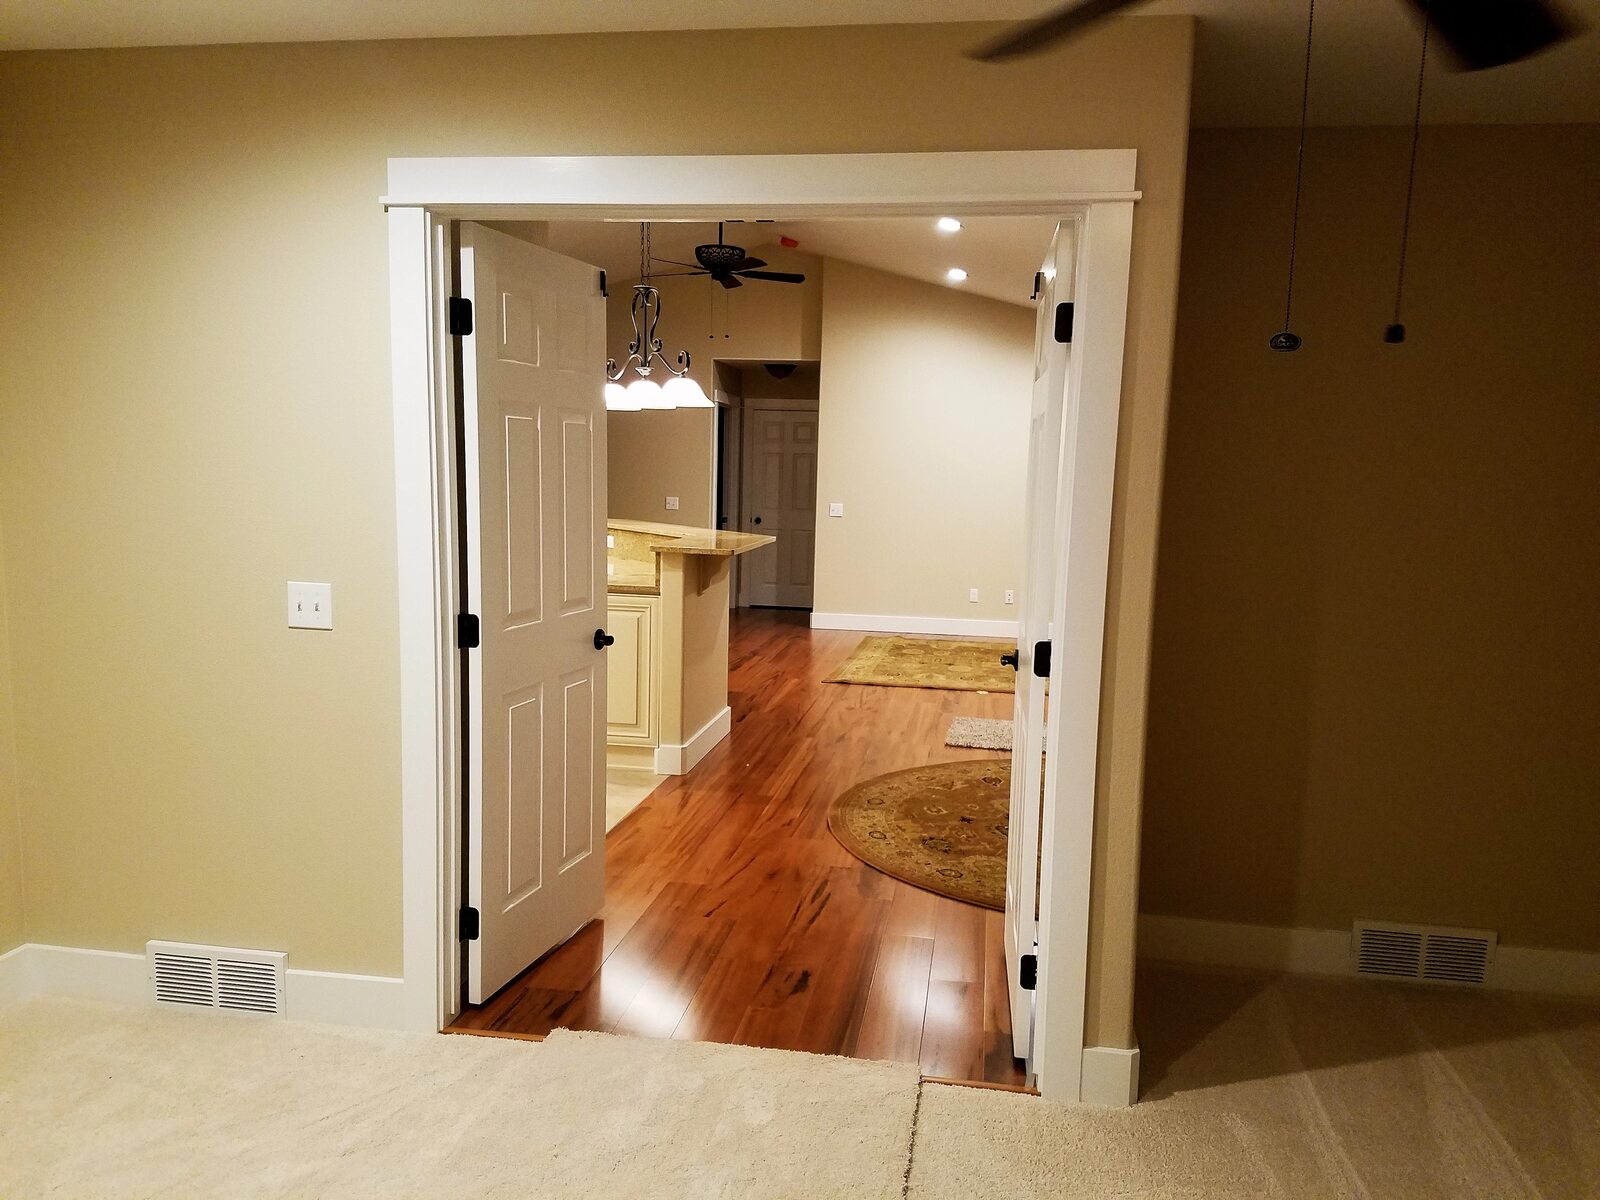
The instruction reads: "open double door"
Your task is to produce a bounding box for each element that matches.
[450,219,1084,1072]
[1004,221,1079,1075]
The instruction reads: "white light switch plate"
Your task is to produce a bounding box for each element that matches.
[828,502,844,517]
[665,496,679,511]
[287,581,333,630]
[968,588,979,603]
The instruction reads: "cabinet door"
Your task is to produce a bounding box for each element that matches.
[605,599,655,742]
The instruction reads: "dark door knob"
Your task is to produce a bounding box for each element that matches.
[1000,650,1019,670]
[753,515,763,525]
[594,628,615,650]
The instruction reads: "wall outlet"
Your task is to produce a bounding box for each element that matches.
[1005,589,1015,605]
[665,496,679,511]
[828,502,844,517]
[287,581,333,630]
[968,588,979,603]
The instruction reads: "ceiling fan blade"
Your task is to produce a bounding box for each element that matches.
[730,257,768,271]
[1402,0,1577,70]
[968,0,1144,63]
[717,274,743,290]
[736,270,806,284]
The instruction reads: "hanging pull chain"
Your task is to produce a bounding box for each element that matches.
[1386,9,1430,345]
[1270,0,1317,353]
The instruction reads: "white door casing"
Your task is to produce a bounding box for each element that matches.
[459,223,608,1004]
[739,404,818,609]
[1005,220,1077,1064]
[388,152,1139,1104]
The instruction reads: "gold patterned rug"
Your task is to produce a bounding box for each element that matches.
[827,760,1010,910]
[825,636,1017,693]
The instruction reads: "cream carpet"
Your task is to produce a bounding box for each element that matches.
[0,999,918,1200]
[945,715,1014,751]
[911,966,1600,1199]
[6,967,1597,1198]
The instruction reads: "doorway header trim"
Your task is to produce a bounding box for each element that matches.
[382,150,1140,217]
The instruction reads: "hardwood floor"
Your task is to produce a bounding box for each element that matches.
[450,609,1026,1086]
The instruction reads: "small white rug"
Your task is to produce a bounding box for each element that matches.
[0,999,919,1200]
[944,716,1014,751]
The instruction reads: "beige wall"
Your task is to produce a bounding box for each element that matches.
[608,410,718,529]
[813,261,1035,623]
[0,522,24,954]
[606,247,823,528]
[0,19,1193,1043]
[1144,125,1600,952]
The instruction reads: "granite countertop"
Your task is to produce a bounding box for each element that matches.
[608,519,776,558]
[606,519,774,596]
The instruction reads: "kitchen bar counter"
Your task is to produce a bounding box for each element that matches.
[604,519,773,774]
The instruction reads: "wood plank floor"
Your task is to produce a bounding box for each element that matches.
[450,609,1025,1086]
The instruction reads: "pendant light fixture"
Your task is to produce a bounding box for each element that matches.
[605,222,711,410]
[1270,0,1318,353]
[1385,8,1431,345]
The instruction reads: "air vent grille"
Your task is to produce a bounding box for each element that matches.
[147,941,286,1016]
[1353,922,1495,987]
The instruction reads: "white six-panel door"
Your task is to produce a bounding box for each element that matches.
[459,223,608,1004]
[739,404,818,609]
[1005,222,1077,1065]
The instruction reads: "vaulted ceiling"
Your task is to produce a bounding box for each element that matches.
[3,1,1596,127]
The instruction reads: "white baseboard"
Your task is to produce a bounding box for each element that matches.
[655,705,731,776]
[809,612,1019,639]
[1080,1045,1140,1107]
[1138,915,1600,998]
[0,943,409,1027]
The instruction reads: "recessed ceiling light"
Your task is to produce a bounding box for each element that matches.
[946,267,969,283]
[936,217,963,233]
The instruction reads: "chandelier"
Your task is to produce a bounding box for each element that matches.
[604,223,711,411]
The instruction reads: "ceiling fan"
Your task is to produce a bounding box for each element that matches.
[970,0,1579,71]
[651,223,807,290]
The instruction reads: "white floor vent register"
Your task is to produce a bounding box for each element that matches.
[147,941,287,1015]
[1352,921,1496,986]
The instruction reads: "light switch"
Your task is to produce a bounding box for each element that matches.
[607,534,615,548]
[665,496,679,511]
[287,581,333,630]
[828,502,844,517]
[968,588,979,603]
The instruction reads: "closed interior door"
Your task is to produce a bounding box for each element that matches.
[1005,220,1077,1066]
[739,405,818,608]
[459,223,609,1004]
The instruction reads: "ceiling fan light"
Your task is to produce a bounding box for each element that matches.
[662,376,712,408]
[946,267,969,283]
[627,378,672,409]
[604,381,641,411]
[937,217,963,233]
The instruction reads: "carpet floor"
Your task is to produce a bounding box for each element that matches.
[5,966,1597,1198]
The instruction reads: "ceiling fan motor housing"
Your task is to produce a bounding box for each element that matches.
[696,242,749,271]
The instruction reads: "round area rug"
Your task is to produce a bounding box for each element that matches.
[827,759,1010,910]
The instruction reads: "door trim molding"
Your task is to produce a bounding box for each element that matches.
[386,151,1139,1102]
[1080,1045,1140,1107]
